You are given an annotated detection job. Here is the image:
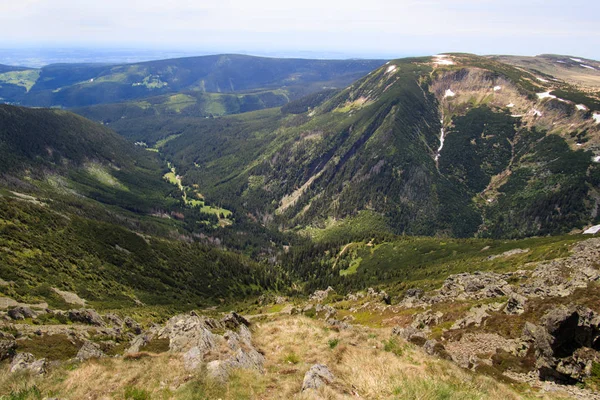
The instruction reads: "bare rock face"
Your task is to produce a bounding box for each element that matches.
[68,309,105,326]
[76,341,105,361]
[301,364,335,391]
[10,353,47,374]
[524,306,600,383]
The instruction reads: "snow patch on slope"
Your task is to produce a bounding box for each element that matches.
[386,65,397,74]
[493,86,502,91]
[593,113,600,124]
[537,91,556,100]
[444,89,456,98]
[581,64,597,70]
[570,57,583,63]
[576,104,588,111]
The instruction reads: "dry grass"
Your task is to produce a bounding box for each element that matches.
[0,315,578,399]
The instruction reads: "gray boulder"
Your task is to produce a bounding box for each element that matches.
[68,309,105,326]
[8,306,35,320]
[124,316,142,334]
[10,353,47,374]
[76,341,105,361]
[220,312,249,330]
[301,364,335,391]
[504,293,527,315]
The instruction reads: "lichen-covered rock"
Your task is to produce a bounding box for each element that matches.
[451,303,502,330]
[76,341,105,361]
[301,364,334,391]
[159,313,216,354]
[504,293,527,315]
[10,353,47,374]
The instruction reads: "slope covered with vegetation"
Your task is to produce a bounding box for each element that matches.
[114,54,600,240]
[0,55,385,108]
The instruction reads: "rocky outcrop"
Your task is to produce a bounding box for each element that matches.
[10,353,47,374]
[451,303,503,330]
[520,239,600,298]
[137,312,266,380]
[158,313,217,354]
[411,310,443,330]
[76,341,105,361]
[301,364,335,391]
[504,293,527,315]
[524,306,600,383]
[436,272,514,301]
[8,306,36,320]
[309,287,335,303]
[68,309,105,326]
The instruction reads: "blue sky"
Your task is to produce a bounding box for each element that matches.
[2,0,599,59]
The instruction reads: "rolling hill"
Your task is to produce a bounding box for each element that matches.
[0,54,385,108]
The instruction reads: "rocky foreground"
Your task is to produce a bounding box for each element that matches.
[2,239,600,399]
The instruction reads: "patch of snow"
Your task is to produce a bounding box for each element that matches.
[537,91,556,100]
[592,113,600,123]
[556,60,566,64]
[530,109,543,117]
[434,126,446,161]
[570,57,583,63]
[506,103,515,108]
[444,89,456,98]
[386,65,397,74]
[576,104,588,111]
[536,77,550,83]
[584,224,600,234]
[493,86,502,91]
[594,156,600,163]
[576,143,583,146]
[581,64,597,70]
[511,114,523,118]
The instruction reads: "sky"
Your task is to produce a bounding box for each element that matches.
[2,0,599,60]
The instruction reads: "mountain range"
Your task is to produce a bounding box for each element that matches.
[2,52,600,399]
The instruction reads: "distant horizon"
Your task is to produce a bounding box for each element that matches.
[1,46,597,69]
[2,1,598,66]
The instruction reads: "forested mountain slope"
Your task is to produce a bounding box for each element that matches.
[123,54,600,239]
